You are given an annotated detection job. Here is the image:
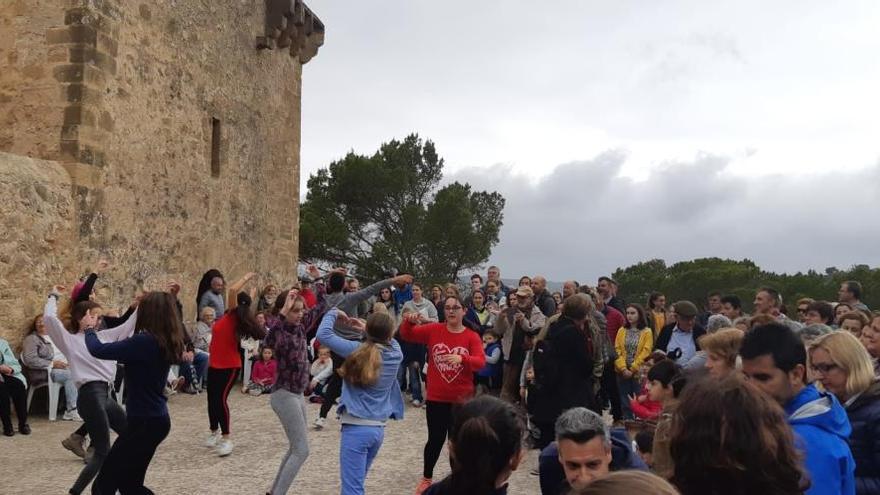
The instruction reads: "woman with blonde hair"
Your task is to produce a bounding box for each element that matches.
[697,328,744,379]
[572,471,679,495]
[317,308,404,494]
[808,331,880,494]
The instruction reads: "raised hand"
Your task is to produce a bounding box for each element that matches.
[307,264,320,279]
[280,289,299,316]
[51,285,67,296]
[349,318,367,333]
[166,281,181,296]
[79,310,99,330]
[392,274,413,287]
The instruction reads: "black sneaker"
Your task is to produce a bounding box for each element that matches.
[2,426,13,437]
[18,424,31,435]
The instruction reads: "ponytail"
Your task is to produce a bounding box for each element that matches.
[339,343,383,387]
[441,396,525,495]
[233,292,265,340]
[339,312,395,387]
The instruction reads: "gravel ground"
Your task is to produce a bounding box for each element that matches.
[1,390,541,494]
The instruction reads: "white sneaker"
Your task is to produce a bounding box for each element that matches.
[62,409,83,421]
[215,438,233,457]
[204,431,220,448]
[313,417,325,430]
[411,399,422,407]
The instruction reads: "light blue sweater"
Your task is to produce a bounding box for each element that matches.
[317,309,404,423]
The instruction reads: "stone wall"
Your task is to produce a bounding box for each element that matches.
[0,1,324,344]
[0,152,78,347]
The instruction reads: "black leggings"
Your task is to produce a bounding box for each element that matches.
[207,367,238,435]
[0,375,27,430]
[72,381,127,495]
[93,415,170,494]
[423,401,455,479]
[319,352,345,419]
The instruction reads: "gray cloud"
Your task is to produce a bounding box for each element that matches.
[448,152,880,282]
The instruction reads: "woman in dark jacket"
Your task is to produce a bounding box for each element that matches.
[527,294,596,449]
[808,331,880,495]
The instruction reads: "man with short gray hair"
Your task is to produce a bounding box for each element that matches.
[538,408,646,494]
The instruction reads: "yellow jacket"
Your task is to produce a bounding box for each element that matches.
[614,327,654,374]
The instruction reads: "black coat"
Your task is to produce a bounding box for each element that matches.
[529,317,595,423]
[535,290,557,318]
[846,380,880,495]
[654,322,706,354]
[606,295,626,315]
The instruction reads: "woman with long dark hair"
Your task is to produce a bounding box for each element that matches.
[424,395,525,495]
[83,291,185,493]
[400,295,486,494]
[614,303,653,419]
[670,375,807,494]
[204,272,266,457]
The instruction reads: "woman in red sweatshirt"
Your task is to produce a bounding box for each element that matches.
[400,295,485,495]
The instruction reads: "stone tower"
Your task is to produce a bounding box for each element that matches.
[0,0,324,344]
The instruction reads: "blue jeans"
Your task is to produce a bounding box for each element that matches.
[340,424,384,495]
[179,350,209,388]
[397,362,423,402]
[51,368,78,411]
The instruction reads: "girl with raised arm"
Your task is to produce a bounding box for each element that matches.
[204,272,266,457]
[43,285,138,495]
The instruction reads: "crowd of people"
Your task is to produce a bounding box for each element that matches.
[1,260,878,494]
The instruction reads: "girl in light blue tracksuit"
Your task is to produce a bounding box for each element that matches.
[316,308,404,495]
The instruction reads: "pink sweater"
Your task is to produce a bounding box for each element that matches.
[251,359,277,385]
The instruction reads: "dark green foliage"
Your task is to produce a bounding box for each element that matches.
[614,258,880,312]
[299,134,505,283]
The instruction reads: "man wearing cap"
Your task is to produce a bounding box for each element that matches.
[496,285,546,404]
[654,301,706,367]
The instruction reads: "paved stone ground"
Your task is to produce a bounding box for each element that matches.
[2,391,541,494]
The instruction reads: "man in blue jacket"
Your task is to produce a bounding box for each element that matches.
[741,323,856,495]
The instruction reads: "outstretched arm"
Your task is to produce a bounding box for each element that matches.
[226,272,256,311]
[316,309,360,358]
[85,330,143,362]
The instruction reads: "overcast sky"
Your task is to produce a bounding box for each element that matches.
[300,1,880,282]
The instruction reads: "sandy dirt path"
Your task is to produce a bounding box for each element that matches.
[2,391,541,494]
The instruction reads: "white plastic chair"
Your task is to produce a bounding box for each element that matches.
[24,359,63,421]
[242,353,253,388]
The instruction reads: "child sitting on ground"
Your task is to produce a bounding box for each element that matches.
[308,346,333,403]
[475,330,503,395]
[246,347,277,396]
[628,352,664,421]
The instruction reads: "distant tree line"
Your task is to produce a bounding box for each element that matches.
[612,258,880,312]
